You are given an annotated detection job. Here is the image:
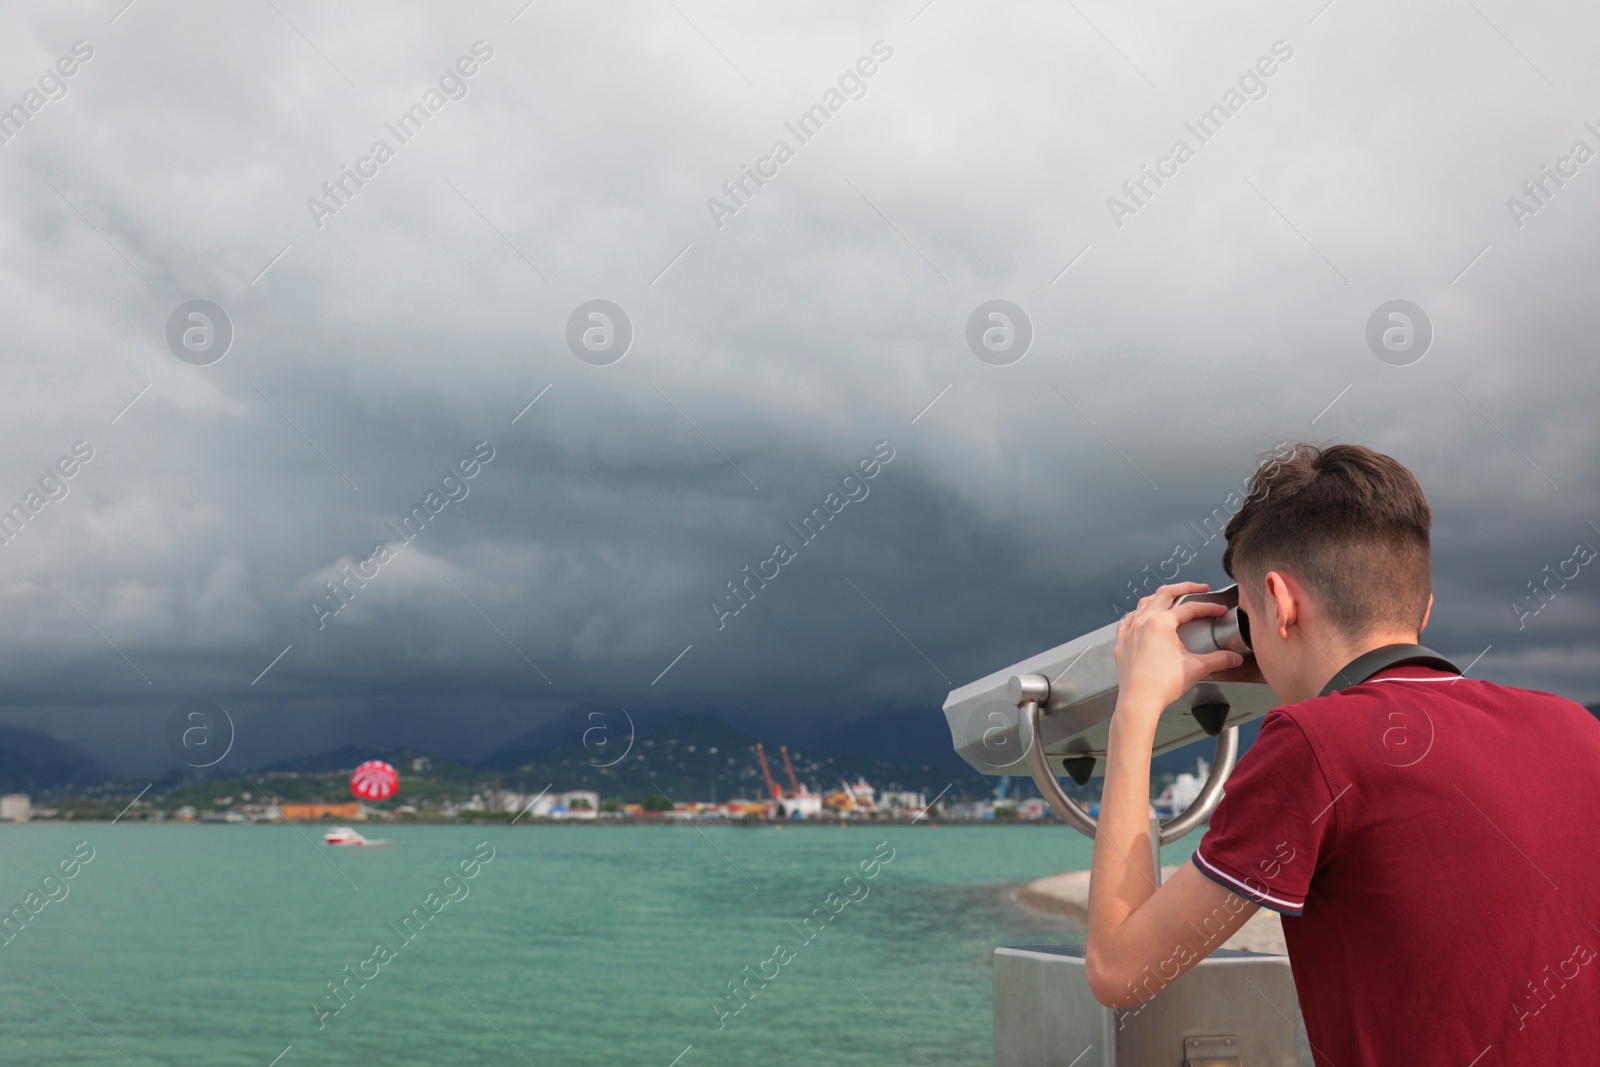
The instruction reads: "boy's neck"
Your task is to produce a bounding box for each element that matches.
[1301,628,1424,701]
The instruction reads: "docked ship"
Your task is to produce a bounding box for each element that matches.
[1153,758,1209,817]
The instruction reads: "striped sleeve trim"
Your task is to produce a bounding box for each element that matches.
[1191,850,1305,916]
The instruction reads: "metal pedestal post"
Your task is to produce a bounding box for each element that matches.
[1149,807,1162,887]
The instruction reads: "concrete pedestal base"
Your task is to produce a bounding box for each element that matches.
[993,946,1300,1067]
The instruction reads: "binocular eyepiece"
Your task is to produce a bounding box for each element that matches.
[1180,602,1251,657]
[941,585,1274,842]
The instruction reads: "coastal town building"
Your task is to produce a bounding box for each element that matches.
[0,793,30,821]
[277,802,364,821]
[878,790,927,816]
[494,790,600,819]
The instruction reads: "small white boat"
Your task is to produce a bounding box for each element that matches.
[323,826,391,847]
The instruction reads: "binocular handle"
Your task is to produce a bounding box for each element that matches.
[1017,678,1239,844]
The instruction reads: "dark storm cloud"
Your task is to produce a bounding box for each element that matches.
[0,0,1595,774]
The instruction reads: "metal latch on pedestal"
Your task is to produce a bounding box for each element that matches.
[1184,1034,1241,1067]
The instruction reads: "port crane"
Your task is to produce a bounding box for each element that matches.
[755,743,783,804]
[779,745,801,797]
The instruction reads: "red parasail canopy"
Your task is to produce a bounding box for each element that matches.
[350,760,399,801]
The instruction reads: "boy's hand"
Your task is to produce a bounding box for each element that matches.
[1113,582,1245,735]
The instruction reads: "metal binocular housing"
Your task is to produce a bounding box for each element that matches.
[941,585,1275,843]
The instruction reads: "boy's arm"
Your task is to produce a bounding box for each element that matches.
[1084,582,1257,1005]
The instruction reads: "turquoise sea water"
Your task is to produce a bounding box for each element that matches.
[0,823,1203,1066]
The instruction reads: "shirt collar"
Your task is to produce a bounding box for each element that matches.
[1318,643,1461,698]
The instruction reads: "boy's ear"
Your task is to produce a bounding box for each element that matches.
[1419,594,1433,634]
[1262,570,1298,639]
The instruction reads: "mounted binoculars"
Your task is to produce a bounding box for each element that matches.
[945,585,1302,1065]
[941,584,1273,842]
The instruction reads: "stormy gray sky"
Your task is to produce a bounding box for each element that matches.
[1,0,1596,775]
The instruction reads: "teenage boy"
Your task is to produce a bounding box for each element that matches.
[1084,443,1600,1065]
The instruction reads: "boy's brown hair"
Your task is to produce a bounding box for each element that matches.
[1222,443,1432,638]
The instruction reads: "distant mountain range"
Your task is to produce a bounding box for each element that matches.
[480,709,982,801]
[0,727,110,793]
[257,746,440,776]
[4,703,1598,799]
[0,709,988,800]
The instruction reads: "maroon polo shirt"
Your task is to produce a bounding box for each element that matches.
[1193,660,1600,1066]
